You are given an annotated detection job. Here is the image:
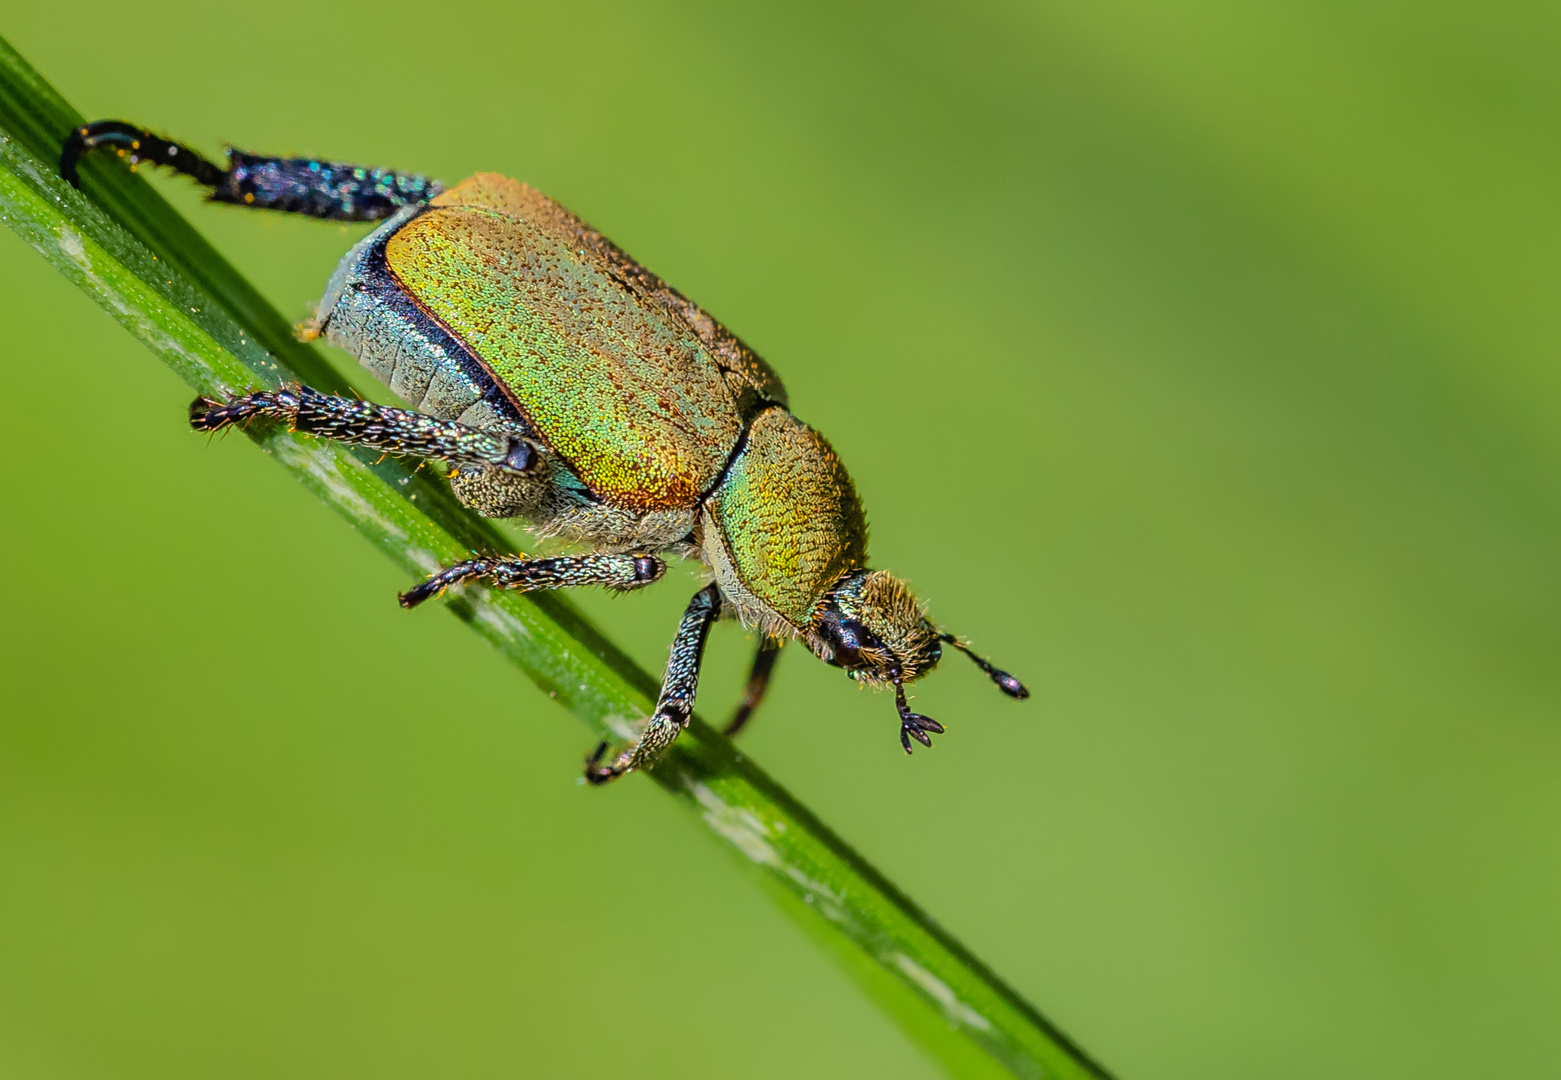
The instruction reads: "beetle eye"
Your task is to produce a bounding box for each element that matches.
[818,613,885,671]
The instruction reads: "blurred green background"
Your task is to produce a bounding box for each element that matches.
[2,1,1558,1076]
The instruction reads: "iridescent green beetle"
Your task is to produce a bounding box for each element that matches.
[63,120,1028,783]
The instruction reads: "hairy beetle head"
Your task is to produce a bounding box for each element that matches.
[810,570,942,686]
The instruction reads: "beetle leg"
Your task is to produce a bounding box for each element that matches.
[61,119,440,221]
[398,553,665,609]
[191,385,539,474]
[586,585,722,785]
[893,677,945,755]
[722,636,782,739]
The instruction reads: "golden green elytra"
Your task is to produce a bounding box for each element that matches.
[61,120,1029,782]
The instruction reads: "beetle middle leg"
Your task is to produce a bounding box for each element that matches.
[399,553,665,608]
[586,584,722,785]
[723,636,782,739]
[191,384,539,474]
[61,119,439,221]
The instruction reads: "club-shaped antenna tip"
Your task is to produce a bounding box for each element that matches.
[994,671,1029,699]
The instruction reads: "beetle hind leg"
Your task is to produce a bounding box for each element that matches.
[61,119,439,221]
[586,585,722,785]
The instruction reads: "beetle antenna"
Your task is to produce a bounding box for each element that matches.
[938,634,1029,699]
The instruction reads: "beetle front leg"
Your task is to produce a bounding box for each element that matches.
[722,636,782,738]
[192,385,539,474]
[586,585,722,785]
[61,119,439,221]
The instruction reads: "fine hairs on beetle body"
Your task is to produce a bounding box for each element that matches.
[61,120,1029,783]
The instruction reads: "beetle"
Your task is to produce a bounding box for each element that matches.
[61,120,1029,783]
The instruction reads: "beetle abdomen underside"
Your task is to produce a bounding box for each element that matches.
[318,211,525,434]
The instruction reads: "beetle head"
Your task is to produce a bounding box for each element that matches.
[811,569,1030,753]
[811,570,941,685]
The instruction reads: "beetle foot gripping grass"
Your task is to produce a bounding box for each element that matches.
[62,120,1030,783]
